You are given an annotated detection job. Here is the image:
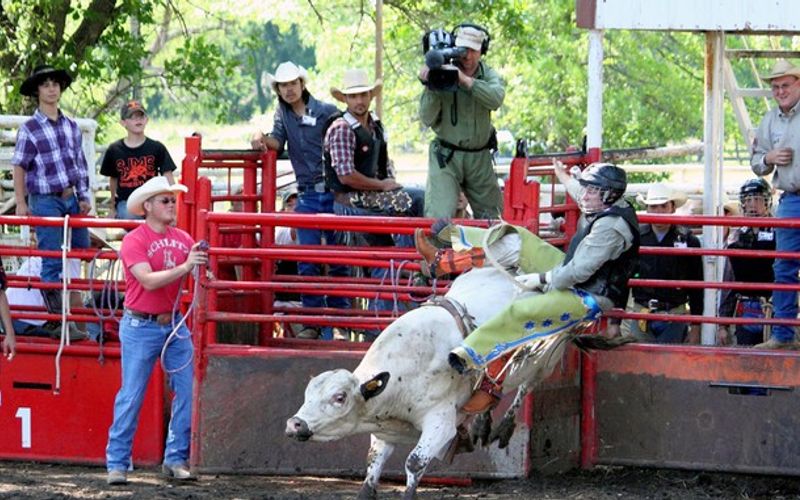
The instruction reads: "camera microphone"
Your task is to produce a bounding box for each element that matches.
[425,49,445,69]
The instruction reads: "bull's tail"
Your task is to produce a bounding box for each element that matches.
[571,334,635,352]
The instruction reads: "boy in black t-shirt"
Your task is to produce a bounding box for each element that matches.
[100,100,177,219]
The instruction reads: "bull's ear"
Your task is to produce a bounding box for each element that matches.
[360,372,390,401]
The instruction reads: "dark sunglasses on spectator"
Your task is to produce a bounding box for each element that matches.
[155,197,177,205]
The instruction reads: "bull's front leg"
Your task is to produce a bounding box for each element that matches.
[403,407,457,500]
[358,434,395,500]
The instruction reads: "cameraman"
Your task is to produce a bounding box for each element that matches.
[419,24,505,219]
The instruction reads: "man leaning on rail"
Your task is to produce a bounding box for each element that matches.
[750,59,800,350]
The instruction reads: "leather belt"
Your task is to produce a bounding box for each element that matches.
[297,182,328,193]
[44,187,75,200]
[125,308,173,325]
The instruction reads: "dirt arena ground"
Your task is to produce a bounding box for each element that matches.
[1,462,800,499]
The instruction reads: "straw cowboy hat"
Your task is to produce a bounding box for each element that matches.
[637,183,688,208]
[127,177,188,216]
[20,65,72,97]
[330,69,382,103]
[267,61,308,93]
[721,193,739,215]
[760,59,800,82]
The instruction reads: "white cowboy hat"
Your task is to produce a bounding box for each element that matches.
[267,61,308,93]
[760,59,800,82]
[127,177,188,216]
[637,183,688,208]
[330,69,382,103]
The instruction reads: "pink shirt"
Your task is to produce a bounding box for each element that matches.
[120,224,194,314]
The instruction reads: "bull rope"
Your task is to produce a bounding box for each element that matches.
[53,214,72,394]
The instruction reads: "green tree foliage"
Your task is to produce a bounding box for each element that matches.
[0,0,231,139]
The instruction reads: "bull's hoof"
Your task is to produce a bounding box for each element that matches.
[469,411,492,447]
[489,413,516,449]
[357,483,377,500]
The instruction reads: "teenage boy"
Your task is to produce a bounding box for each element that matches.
[101,100,176,219]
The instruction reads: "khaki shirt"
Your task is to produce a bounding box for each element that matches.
[551,178,636,309]
[751,101,800,192]
[419,61,505,148]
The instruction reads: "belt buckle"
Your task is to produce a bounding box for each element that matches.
[314,181,326,193]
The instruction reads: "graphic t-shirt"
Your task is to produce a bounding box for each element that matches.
[120,224,194,314]
[100,137,177,202]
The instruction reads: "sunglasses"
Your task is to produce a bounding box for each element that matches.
[155,197,177,205]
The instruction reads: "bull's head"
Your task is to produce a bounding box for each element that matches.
[286,369,390,442]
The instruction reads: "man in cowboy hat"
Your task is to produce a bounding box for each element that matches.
[12,65,91,315]
[101,99,177,219]
[324,68,424,326]
[250,61,348,339]
[105,176,207,485]
[618,183,703,344]
[750,59,800,349]
[419,23,505,219]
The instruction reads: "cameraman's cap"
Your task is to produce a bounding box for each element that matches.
[454,26,486,52]
[268,61,308,93]
[121,100,147,119]
[330,69,382,103]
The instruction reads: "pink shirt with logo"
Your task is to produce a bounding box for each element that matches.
[120,224,194,314]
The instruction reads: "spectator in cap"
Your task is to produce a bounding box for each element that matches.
[419,23,506,219]
[100,100,177,219]
[12,64,91,316]
[249,62,349,334]
[619,183,704,344]
[750,59,800,349]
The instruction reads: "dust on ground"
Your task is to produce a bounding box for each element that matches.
[1,462,799,499]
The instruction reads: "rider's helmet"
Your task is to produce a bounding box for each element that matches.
[739,178,772,217]
[577,163,627,214]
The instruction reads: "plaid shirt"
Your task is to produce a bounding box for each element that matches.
[12,109,90,201]
[325,118,358,177]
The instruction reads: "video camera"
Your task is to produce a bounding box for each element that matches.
[421,29,466,92]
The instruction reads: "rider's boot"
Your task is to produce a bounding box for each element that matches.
[415,229,485,278]
[461,352,512,414]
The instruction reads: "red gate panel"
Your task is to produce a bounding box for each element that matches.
[0,344,165,466]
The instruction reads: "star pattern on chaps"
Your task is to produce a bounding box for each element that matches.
[524,320,536,330]
[542,318,553,328]
[560,312,572,322]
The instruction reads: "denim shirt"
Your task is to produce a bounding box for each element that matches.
[270,95,339,186]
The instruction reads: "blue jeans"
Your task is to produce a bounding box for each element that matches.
[28,194,89,283]
[115,199,143,220]
[772,193,800,342]
[333,187,425,312]
[648,320,687,344]
[294,190,350,309]
[106,314,194,471]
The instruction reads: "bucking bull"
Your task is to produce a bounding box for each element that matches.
[286,265,627,499]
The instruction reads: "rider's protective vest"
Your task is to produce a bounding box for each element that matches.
[562,202,640,308]
[728,226,775,298]
[323,111,388,193]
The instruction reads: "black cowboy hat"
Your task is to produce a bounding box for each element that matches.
[20,65,72,97]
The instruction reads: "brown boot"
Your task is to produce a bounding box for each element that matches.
[415,229,485,277]
[462,378,501,414]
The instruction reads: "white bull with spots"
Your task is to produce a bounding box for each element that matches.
[285,266,615,499]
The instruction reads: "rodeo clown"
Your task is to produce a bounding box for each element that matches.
[415,161,639,413]
[717,178,776,346]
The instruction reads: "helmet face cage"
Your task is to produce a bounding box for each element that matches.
[739,179,772,216]
[578,184,617,214]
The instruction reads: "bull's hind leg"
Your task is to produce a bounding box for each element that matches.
[403,407,457,500]
[489,384,528,448]
[358,435,395,500]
